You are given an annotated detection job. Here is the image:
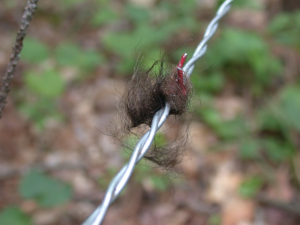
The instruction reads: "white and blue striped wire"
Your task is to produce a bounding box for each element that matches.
[82,1,234,224]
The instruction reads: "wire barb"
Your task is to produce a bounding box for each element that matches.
[82,1,234,224]
[177,53,188,96]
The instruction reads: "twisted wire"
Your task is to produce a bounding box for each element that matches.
[82,1,234,224]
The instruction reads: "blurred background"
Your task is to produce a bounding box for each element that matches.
[0,0,300,224]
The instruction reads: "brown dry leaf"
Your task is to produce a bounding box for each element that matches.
[222,197,255,225]
[164,210,190,225]
[188,122,218,154]
[70,171,96,194]
[33,206,67,225]
[206,158,256,225]
[207,159,242,204]
[153,203,177,219]
[266,167,293,202]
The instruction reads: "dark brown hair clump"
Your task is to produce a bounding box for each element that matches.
[112,59,192,170]
[121,60,192,130]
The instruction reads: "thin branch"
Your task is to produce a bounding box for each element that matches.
[0,0,39,118]
[257,194,300,216]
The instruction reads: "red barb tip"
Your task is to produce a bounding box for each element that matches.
[177,53,188,96]
[177,53,187,69]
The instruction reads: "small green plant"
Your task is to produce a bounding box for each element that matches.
[19,69,66,129]
[0,206,32,225]
[55,42,105,72]
[19,169,72,207]
[239,176,263,198]
[21,38,50,64]
[238,85,299,163]
[209,213,221,225]
[269,10,300,48]
[25,70,65,98]
[203,28,283,96]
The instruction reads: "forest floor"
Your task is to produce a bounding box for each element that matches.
[0,0,300,225]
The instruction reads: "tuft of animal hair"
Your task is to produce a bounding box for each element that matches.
[112,59,192,169]
[122,60,191,128]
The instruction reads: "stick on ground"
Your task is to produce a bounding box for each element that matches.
[0,0,39,118]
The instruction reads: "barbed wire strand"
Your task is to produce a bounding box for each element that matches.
[82,1,234,224]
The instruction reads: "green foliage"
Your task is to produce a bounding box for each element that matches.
[262,138,294,162]
[21,38,50,63]
[278,86,300,132]
[154,132,167,148]
[125,4,150,23]
[258,85,300,134]
[103,23,179,57]
[60,0,85,7]
[269,10,300,47]
[0,206,31,225]
[199,105,247,140]
[55,43,105,71]
[191,71,224,94]
[204,28,283,96]
[150,176,169,191]
[21,70,66,128]
[19,99,64,129]
[238,85,299,162]
[239,176,263,198]
[209,214,221,225]
[239,138,260,159]
[24,70,65,98]
[3,0,18,8]
[91,8,119,26]
[19,169,72,207]
[100,1,200,74]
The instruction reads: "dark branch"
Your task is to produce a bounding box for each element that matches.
[0,0,39,118]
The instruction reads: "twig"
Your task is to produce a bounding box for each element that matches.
[257,194,300,216]
[0,0,39,118]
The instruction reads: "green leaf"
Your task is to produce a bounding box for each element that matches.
[239,139,260,159]
[24,70,65,98]
[215,118,247,139]
[21,38,50,63]
[209,214,221,225]
[61,0,85,7]
[154,132,167,148]
[91,8,119,26]
[0,207,31,225]
[151,176,168,191]
[191,71,224,94]
[55,43,104,71]
[279,86,300,132]
[142,48,163,69]
[19,169,72,207]
[200,108,222,127]
[257,108,281,132]
[268,11,300,46]
[262,138,294,162]
[55,43,82,66]
[125,4,150,23]
[239,177,262,198]
[19,100,64,129]
[77,49,105,71]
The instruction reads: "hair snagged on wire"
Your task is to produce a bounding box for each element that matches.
[111,55,192,170]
